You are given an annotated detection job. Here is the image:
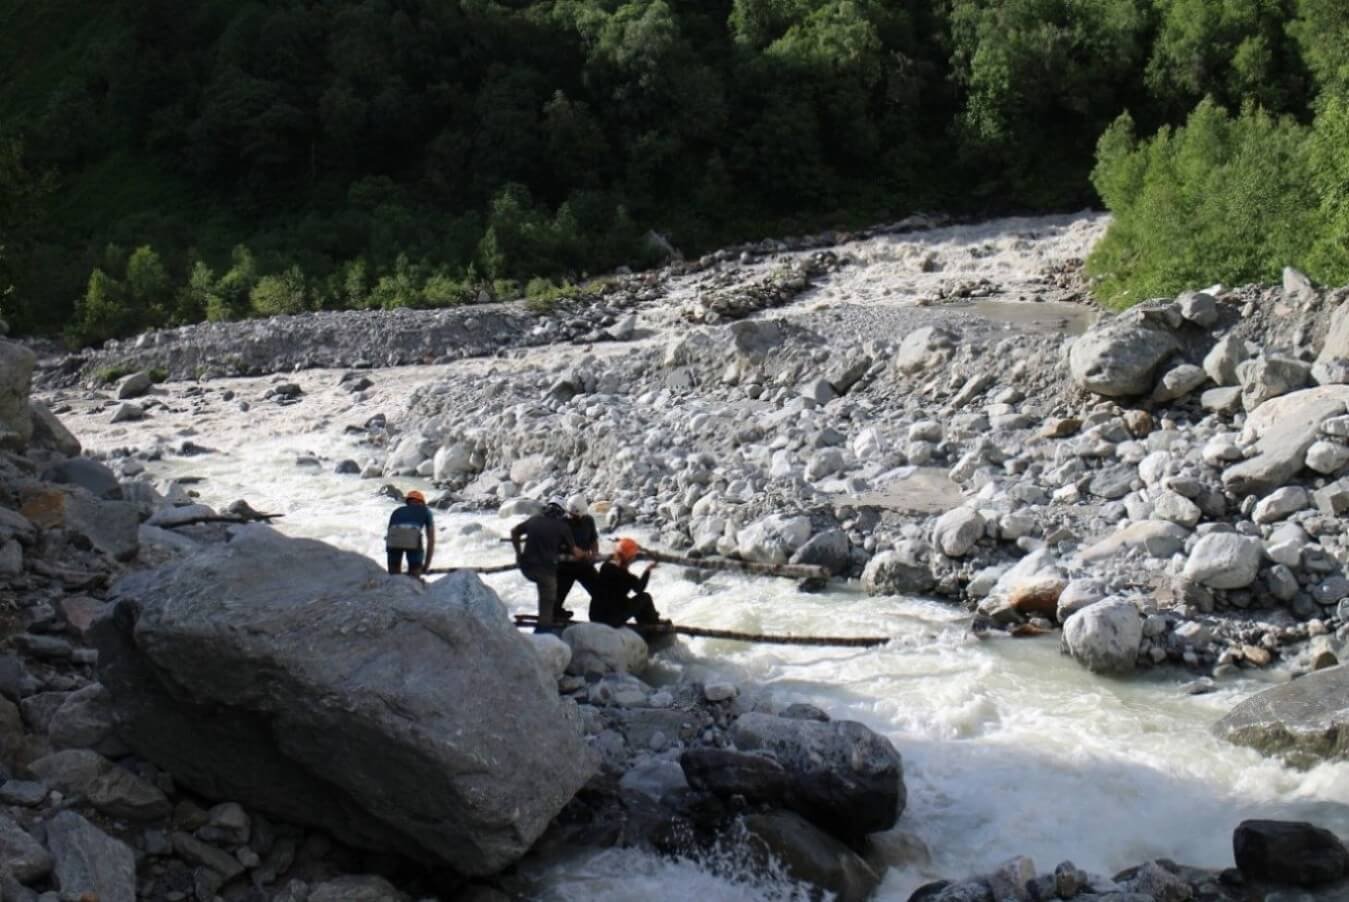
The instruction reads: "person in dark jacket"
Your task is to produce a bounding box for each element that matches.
[385,490,435,576]
[589,537,662,628]
[555,493,600,622]
[511,497,578,633]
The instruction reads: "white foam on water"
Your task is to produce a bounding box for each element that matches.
[134,430,1349,900]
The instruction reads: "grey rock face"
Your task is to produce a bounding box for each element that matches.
[93,526,597,875]
[46,811,136,902]
[730,712,904,841]
[1233,819,1349,887]
[1213,665,1349,767]
[0,340,36,447]
[742,810,881,902]
[1069,317,1180,398]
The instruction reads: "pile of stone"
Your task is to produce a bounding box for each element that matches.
[533,621,905,901]
[911,818,1349,902]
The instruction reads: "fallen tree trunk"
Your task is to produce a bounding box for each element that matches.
[163,513,284,529]
[493,537,830,582]
[512,615,887,649]
[426,563,518,575]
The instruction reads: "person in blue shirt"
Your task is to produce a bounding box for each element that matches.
[385,490,435,576]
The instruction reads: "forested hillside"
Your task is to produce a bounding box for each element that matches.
[0,0,1346,344]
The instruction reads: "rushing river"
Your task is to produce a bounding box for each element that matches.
[124,423,1349,901]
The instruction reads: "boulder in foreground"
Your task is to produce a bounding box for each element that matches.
[1212,665,1349,768]
[93,526,597,876]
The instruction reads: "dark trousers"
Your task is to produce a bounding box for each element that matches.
[555,561,597,620]
[523,568,560,632]
[588,592,660,629]
[386,548,425,576]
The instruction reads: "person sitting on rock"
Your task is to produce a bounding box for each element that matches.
[385,490,435,577]
[589,538,664,628]
[555,494,600,623]
[511,497,579,634]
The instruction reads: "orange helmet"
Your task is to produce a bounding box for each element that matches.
[615,537,641,562]
[405,490,426,504]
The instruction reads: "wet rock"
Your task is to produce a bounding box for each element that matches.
[1233,819,1349,887]
[47,810,136,902]
[743,810,881,902]
[93,526,597,875]
[680,748,790,803]
[862,542,935,596]
[1213,665,1349,767]
[730,712,904,841]
[563,623,649,675]
[1061,597,1142,674]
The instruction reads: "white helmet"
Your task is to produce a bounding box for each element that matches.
[545,496,567,516]
[566,494,589,517]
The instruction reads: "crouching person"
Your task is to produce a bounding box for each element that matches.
[589,538,664,628]
[386,490,434,577]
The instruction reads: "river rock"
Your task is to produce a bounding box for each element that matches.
[92,526,596,875]
[862,542,935,596]
[49,683,122,755]
[0,812,52,882]
[932,508,985,558]
[529,633,572,681]
[895,326,956,375]
[1317,299,1349,367]
[743,810,881,902]
[1069,317,1180,398]
[1306,440,1349,475]
[115,370,153,399]
[433,444,475,481]
[29,401,82,456]
[1223,386,1349,496]
[21,489,140,561]
[563,623,649,675]
[0,340,36,447]
[730,711,904,841]
[1057,580,1106,623]
[1252,486,1310,524]
[1204,334,1249,386]
[1212,665,1349,767]
[790,529,850,575]
[1233,819,1349,887]
[310,875,411,902]
[1239,356,1310,411]
[1183,533,1262,589]
[46,810,136,902]
[42,457,122,499]
[680,748,790,803]
[1153,364,1207,402]
[1061,597,1142,674]
[737,514,813,564]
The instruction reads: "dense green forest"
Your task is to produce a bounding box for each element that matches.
[0,0,1346,344]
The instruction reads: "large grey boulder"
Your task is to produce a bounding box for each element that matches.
[861,542,935,596]
[1233,820,1349,887]
[1061,597,1142,674]
[0,813,52,882]
[932,507,985,558]
[730,711,904,842]
[1223,386,1349,496]
[737,514,813,565]
[1239,356,1311,411]
[29,401,82,456]
[1069,317,1180,398]
[42,458,123,500]
[743,810,881,902]
[46,811,136,902]
[1183,533,1263,589]
[92,526,596,875]
[1213,665,1349,767]
[0,340,36,447]
[562,623,648,675]
[790,529,850,576]
[115,370,153,399]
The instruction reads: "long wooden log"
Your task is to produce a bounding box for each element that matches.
[162,513,284,529]
[426,563,518,575]
[512,614,887,649]
[639,548,829,582]
[494,537,830,582]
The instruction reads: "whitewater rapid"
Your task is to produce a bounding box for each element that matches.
[134,429,1349,901]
